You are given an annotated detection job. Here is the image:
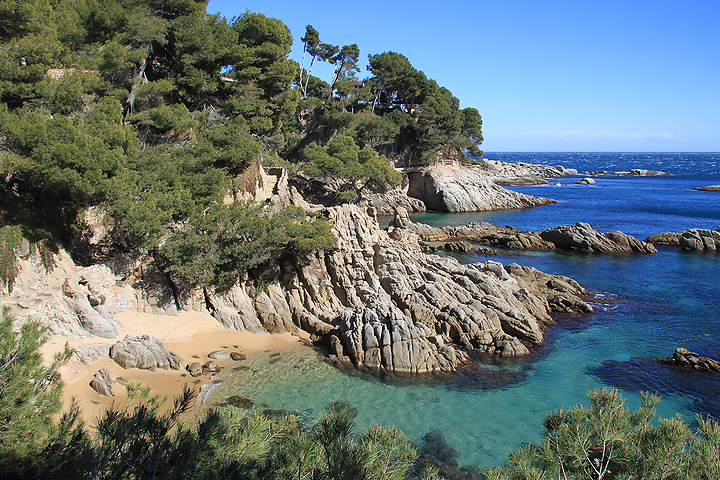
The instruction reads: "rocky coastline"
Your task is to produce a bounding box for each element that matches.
[409,218,657,254]
[4,157,704,417]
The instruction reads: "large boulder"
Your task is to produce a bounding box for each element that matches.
[678,229,720,251]
[647,228,720,251]
[110,335,184,371]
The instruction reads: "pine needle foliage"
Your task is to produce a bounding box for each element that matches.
[486,387,720,480]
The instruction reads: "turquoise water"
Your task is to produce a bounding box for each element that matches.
[207,153,720,471]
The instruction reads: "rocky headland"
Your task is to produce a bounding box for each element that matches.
[5,200,593,379]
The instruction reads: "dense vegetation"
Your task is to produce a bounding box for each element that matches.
[0,0,483,292]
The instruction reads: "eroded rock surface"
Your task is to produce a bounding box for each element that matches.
[7,201,594,374]
[647,228,720,251]
[656,348,720,372]
[411,221,656,254]
[406,166,555,212]
[110,334,184,371]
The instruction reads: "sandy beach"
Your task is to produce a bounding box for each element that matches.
[41,310,306,422]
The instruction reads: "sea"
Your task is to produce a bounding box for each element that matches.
[205,152,720,471]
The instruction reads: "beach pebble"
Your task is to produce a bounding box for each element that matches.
[208,350,230,360]
[230,352,246,361]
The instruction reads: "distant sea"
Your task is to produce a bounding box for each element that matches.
[207,152,720,471]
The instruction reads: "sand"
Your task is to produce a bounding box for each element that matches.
[42,310,306,423]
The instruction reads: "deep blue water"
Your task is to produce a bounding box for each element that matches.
[209,153,720,471]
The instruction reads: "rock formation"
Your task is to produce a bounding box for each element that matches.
[363,192,426,215]
[646,228,720,251]
[6,190,595,374]
[411,221,657,254]
[89,368,117,396]
[406,165,555,212]
[110,334,184,371]
[477,159,577,178]
[539,223,657,254]
[656,348,720,372]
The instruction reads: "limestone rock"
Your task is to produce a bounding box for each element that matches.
[678,229,720,251]
[203,360,220,373]
[57,266,125,337]
[90,376,115,396]
[494,176,549,186]
[646,231,681,245]
[406,165,555,212]
[411,221,655,254]
[647,228,720,251]
[479,159,577,178]
[363,192,426,215]
[443,241,476,253]
[110,335,183,371]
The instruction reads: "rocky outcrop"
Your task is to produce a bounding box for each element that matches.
[406,166,555,212]
[110,334,184,371]
[647,228,720,251]
[575,177,596,185]
[695,185,720,192]
[363,192,426,215]
[494,176,549,186]
[677,229,720,251]
[6,201,594,374]
[478,159,577,178]
[539,223,657,254]
[90,368,116,396]
[411,221,656,254]
[656,348,720,372]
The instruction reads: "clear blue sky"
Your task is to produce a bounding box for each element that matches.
[207,0,720,152]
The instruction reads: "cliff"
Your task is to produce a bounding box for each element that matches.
[405,165,555,212]
[4,201,592,374]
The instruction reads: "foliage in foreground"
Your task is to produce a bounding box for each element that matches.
[486,387,720,480]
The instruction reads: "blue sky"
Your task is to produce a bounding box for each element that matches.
[207,0,719,152]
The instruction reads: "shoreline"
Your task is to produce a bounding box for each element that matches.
[44,310,306,422]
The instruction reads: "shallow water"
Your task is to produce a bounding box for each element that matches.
[207,153,720,469]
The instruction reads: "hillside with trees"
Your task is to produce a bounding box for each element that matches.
[1,0,482,292]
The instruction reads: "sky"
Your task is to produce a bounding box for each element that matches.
[207,0,720,152]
